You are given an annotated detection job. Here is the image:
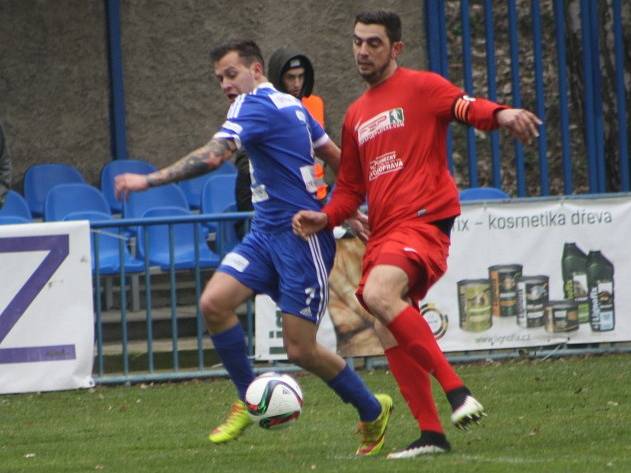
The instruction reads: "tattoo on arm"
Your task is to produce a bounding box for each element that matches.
[146,138,237,187]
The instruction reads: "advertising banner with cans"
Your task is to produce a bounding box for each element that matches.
[423,195,630,352]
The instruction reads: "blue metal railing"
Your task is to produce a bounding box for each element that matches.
[89,204,631,385]
[90,211,254,384]
[424,0,629,196]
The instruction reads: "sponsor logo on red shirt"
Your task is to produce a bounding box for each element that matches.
[368,151,404,181]
[357,108,405,145]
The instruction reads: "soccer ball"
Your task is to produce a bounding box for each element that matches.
[245,372,303,429]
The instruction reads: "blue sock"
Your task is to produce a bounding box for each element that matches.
[210,324,255,400]
[327,363,381,421]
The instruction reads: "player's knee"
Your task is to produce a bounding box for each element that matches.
[199,292,228,327]
[284,342,316,369]
[361,283,392,320]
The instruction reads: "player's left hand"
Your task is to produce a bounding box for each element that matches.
[292,210,328,240]
[496,108,543,145]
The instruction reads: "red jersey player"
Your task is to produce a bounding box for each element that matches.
[293,10,542,459]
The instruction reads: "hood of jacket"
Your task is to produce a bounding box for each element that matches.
[267,47,314,98]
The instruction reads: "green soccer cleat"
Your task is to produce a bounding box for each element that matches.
[355,393,393,456]
[208,400,253,444]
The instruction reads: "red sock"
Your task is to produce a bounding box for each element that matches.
[385,345,443,433]
[387,305,464,393]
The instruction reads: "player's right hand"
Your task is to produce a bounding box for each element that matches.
[496,108,542,144]
[292,210,328,240]
[114,173,150,201]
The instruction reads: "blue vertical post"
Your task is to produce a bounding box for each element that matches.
[531,0,549,195]
[553,0,573,194]
[437,0,448,78]
[425,1,441,72]
[106,0,129,160]
[168,225,179,371]
[508,0,526,196]
[483,0,501,189]
[580,0,598,193]
[437,0,454,175]
[193,223,204,369]
[143,231,154,373]
[426,0,454,174]
[613,0,629,191]
[460,0,478,188]
[93,236,104,376]
[588,1,606,192]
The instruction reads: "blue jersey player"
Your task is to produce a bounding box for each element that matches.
[115,40,392,456]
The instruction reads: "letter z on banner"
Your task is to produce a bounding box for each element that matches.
[0,221,94,394]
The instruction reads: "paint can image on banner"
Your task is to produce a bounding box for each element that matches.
[586,250,615,332]
[562,243,590,324]
[489,264,523,317]
[516,275,549,329]
[544,300,579,333]
[457,279,492,332]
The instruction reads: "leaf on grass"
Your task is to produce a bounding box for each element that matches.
[528,427,539,436]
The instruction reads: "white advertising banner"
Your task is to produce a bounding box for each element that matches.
[426,195,630,352]
[254,195,630,359]
[254,295,337,360]
[0,221,95,394]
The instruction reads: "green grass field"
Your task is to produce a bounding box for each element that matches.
[2,354,630,473]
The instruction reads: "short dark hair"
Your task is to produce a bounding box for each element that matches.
[354,10,402,43]
[210,39,265,68]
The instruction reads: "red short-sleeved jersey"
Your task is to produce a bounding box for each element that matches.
[324,67,507,238]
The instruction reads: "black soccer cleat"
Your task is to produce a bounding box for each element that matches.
[387,431,451,459]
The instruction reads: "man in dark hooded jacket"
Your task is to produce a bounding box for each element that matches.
[268,48,328,200]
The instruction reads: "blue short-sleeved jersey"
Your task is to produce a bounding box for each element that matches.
[214,82,329,232]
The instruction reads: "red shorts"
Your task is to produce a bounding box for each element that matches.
[355,220,451,308]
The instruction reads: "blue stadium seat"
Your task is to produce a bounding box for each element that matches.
[123,184,189,220]
[62,210,144,275]
[200,174,240,254]
[137,206,220,270]
[460,186,510,201]
[24,163,86,217]
[0,191,32,221]
[0,215,30,225]
[100,159,157,213]
[44,183,111,221]
[178,161,238,209]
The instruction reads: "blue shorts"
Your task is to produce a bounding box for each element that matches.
[217,228,335,324]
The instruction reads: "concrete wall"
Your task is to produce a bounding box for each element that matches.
[0,0,426,189]
[0,0,110,187]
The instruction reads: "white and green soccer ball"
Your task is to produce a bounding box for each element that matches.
[245,372,304,429]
